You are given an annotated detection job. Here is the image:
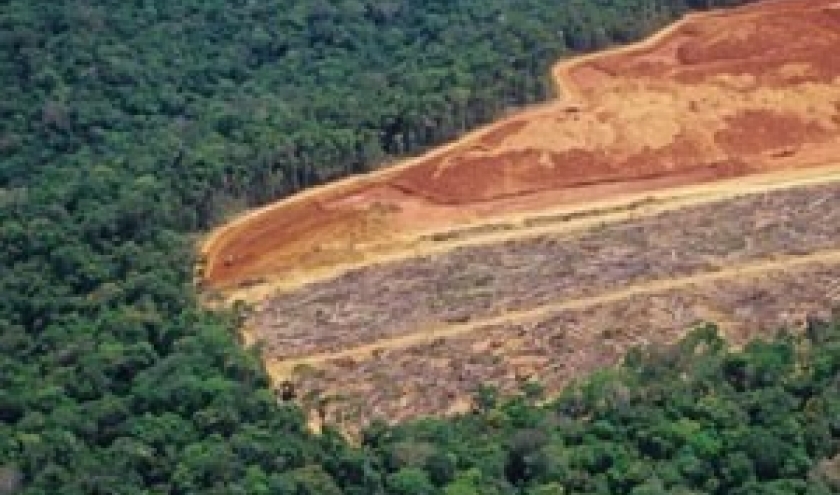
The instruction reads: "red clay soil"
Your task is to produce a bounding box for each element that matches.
[203,0,840,292]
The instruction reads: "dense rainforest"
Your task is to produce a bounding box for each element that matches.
[4,0,837,493]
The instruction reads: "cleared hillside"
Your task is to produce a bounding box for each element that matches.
[203,0,840,298]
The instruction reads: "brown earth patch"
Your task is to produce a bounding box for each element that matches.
[477,119,530,148]
[715,109,831,156]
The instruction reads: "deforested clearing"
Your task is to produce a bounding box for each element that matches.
[257,181,840,427]
[201,0,840,428]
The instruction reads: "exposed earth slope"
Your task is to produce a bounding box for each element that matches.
[201,0,840,427]
[203,0,840,296]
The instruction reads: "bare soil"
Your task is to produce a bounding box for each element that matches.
[202,0,840,294]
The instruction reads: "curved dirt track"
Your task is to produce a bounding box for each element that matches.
[202,0,840,298]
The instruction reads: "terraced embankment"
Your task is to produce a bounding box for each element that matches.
[200,0,840,428]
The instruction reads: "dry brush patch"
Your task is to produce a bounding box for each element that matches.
[290,262,840,427]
